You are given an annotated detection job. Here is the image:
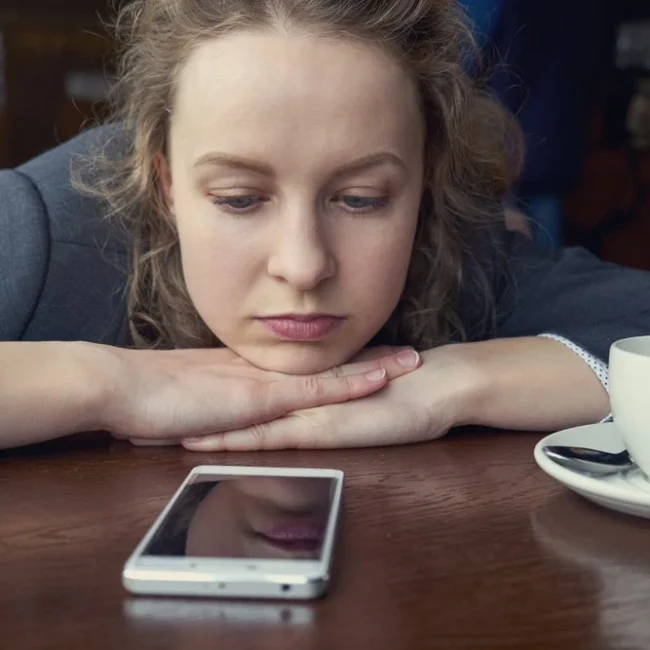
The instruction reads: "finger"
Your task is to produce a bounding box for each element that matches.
[236,348,418,383]
[319,349,421,380]
[253,369,390,423]
[183,391,447,452]
[196,368,389,435]
[183,406,348,452]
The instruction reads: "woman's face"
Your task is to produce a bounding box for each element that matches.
[185,477,333,560]
[164,29,425,374]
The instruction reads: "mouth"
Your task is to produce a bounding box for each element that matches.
[254,521,326,553]
[256,314,344,341]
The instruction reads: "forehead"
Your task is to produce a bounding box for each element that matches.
[171,29,424,163]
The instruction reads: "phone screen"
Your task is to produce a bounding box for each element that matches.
[142,474,337,561]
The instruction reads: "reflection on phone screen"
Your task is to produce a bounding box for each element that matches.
[143,476,335,561]
[123,598,314,626]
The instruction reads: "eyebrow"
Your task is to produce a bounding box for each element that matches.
[192,151,406,178]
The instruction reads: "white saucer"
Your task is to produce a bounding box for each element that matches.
[534,422,650,519]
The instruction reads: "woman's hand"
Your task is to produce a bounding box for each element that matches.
[180,345,479,451]
[106,346,423,445]
[179,336,612,451]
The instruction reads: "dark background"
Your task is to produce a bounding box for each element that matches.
[1,0,650,268]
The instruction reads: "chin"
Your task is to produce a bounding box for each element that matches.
[237,344,358,376]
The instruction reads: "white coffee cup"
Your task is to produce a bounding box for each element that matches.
[610,336,650,476]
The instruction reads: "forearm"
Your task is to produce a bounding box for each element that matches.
[454,337,610,431]
[0,342,115,449]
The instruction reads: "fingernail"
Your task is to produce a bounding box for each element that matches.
[365,368,387,382]
[184,437,203,444]
[396,349,420,368]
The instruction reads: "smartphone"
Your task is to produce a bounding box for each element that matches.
[122,465,344,600]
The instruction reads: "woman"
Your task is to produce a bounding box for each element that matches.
[1,0,648,452]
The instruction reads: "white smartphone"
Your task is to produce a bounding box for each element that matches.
[122,465,344,600]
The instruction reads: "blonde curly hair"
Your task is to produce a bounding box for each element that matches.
[81,0,521,350]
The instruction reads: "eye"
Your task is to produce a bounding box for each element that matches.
[210,195,265,213]
[335,195,389,213]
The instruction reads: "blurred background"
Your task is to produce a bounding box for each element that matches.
[0,0,649,267]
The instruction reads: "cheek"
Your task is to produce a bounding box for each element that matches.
[172,191,260,320]
[340,218,418,309]
[186,497,243,557]
[176,226,230,304]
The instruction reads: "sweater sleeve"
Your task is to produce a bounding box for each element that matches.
[0,169,50,341]
[493,231,650,362]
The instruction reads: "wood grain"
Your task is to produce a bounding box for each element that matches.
[1,430,649,650]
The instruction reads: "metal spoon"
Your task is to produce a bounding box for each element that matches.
[542,445,635,476]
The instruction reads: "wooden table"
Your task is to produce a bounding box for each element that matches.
[1,430,649,650]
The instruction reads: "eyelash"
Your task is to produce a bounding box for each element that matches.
[336,196,390,214]
[210,195,265,213]
[209,194,390,216]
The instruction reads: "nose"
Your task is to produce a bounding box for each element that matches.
[266,208,336,291]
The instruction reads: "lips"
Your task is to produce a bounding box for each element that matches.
[257,315,344,341]
[255,521,325,553]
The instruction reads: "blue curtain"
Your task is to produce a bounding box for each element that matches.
[458,0,503,48]
[458,0,609,245]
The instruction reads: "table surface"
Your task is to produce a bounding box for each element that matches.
[1,430,649,650]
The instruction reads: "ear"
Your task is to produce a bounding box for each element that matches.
[154,153,175,219]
